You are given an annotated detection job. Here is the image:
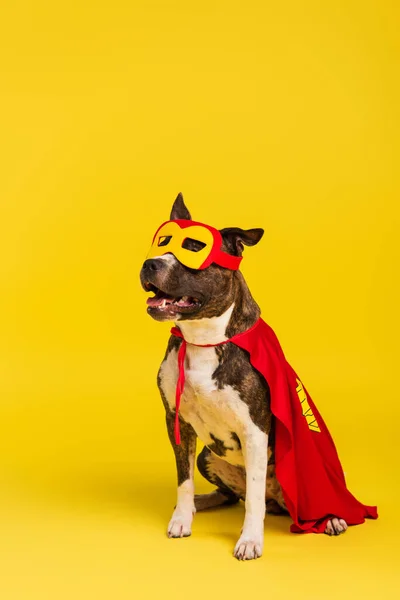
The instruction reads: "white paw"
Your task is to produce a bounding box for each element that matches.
[167,512,193,538]
[325,517,348,536]
[234,534,263,561]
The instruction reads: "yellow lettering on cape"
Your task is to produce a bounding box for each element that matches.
[295,378,321,433]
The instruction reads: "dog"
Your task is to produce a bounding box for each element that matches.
[140,193,348,560]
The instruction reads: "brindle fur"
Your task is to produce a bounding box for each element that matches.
[151,195,286,513]
[143,194,347,549]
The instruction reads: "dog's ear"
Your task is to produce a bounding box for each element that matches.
[220,227,264,256]
[170,193,192,221]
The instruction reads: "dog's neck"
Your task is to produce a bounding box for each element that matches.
[177,304,234,345]
[176,272,260,346]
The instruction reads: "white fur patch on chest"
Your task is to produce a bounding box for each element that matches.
[159,344,255,467]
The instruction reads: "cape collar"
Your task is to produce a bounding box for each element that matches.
[170,318,262,444]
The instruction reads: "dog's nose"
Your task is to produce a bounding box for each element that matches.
[142,258,164,272]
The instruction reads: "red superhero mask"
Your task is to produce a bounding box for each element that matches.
[147,219,242,270]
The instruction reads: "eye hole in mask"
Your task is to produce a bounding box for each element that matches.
[181,238,207,253]
[158,235,172,247]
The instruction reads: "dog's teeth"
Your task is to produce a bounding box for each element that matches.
[160,299,167,308]
[182,296,189,301]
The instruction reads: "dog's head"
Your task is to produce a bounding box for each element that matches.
[140,193,264,322]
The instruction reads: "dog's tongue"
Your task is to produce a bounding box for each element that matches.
[147,291,174,307]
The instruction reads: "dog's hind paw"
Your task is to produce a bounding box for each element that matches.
[325,517,348,536]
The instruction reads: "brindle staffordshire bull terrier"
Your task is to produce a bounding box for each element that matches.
[140,194,348,560]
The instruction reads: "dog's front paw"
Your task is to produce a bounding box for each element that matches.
[167,511,193,538]
[233,533,263,561]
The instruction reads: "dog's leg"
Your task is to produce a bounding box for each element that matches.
[234,428,268,561]
[166,410,197,538]
[194,491,239,511]
[195,446,241,510]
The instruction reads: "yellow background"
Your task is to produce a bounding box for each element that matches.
[1,1,399,598]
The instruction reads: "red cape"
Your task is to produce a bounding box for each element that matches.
[171,318,378,533]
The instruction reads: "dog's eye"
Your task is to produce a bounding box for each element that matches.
[182,238,207,252]
[158,236,172,247]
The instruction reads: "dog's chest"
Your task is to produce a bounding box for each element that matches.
[159,345,253,466]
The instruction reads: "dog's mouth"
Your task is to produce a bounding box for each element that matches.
[143,282,202,315]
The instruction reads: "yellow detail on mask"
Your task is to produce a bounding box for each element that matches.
[147,221,215,270]
[296,378,321,433]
